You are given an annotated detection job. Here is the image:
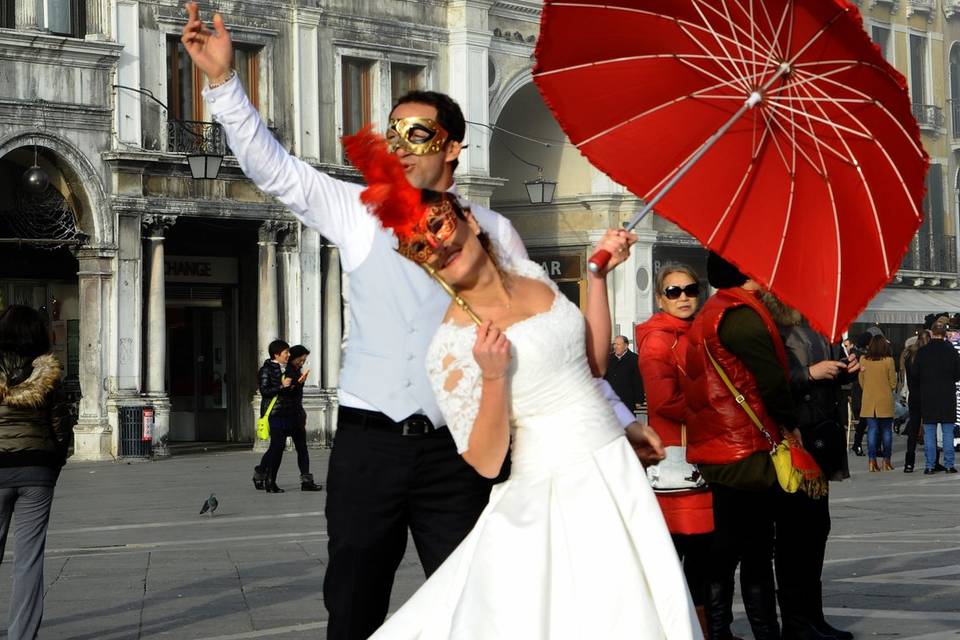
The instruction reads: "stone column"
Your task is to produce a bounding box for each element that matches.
[447,0,495,176]
[73,247,116,461]
[142,214,175,456]
[322,244,342,390]
[14,0,41,30]
[277,223,301,346]
[257,221,282,359]
[253,221,282,452]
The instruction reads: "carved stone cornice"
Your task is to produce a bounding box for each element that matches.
[258,220,295,244]
[141,214,177,238]
[0,31,121,69]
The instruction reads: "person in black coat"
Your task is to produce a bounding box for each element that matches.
[768,296,855,640]
[604,335,644,412]
[916,322,960,474]
[253,339,301,493]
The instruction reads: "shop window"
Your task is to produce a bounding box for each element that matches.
[46,0,85,38]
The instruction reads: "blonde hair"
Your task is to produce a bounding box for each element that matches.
[654,262,699,295]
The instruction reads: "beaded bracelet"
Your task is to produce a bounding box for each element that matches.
[208,69,236,89]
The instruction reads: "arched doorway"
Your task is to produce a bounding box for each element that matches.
[0,143,90,420]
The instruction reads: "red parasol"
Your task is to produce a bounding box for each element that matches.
[533,0,928,341]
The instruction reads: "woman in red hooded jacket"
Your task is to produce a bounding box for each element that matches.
[635,263,714,633]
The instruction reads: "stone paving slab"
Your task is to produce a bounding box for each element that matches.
[0,442,954,638]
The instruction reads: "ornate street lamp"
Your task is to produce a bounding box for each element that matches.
[187,152,223,180]
[524,168,557,205]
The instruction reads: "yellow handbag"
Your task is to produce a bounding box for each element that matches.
[256,396,278,441]
[706,347,827,498]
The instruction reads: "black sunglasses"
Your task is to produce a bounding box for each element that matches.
[662,283,700,300]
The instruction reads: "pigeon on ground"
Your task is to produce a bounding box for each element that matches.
[199,494,218,516]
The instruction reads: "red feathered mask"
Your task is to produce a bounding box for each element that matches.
[342,126,460,264]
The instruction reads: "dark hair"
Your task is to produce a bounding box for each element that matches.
[0,305,51,360]
[614,335,630,345]
[268,339,290,359]
[865,334,891,360]
[392,91,466,171]
[289,345,310,359]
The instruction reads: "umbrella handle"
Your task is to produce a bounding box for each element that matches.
[587,249,612,274]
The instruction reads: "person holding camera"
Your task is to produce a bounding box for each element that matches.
[766,295,856,640]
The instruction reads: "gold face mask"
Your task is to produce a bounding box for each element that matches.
[397,196,460,264]
[386,117,450,156]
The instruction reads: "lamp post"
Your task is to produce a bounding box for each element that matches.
[113,84,224,180]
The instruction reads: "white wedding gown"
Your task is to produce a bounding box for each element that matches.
[370,259,702,640]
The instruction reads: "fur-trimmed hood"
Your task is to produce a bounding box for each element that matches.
[0,353,63,409]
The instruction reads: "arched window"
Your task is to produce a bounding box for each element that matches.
[950,44,960,137]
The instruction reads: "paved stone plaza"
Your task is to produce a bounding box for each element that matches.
[0,445,958,639]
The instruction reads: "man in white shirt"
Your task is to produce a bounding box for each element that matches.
[181,5,661,638]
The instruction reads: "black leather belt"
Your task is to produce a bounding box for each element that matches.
[339,406,441,436]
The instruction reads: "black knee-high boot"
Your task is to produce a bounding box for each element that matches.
[706,579,736,640]
[741,582,781,640]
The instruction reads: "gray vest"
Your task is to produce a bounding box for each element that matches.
[337,230,450,425]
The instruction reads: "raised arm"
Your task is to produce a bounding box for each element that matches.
[584,229,637,377]
[182,2,374,269]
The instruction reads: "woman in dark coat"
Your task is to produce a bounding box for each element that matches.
[0,305,73,639]
[766,295,854,640]
[916,322,960,473]
[901,331,930,473]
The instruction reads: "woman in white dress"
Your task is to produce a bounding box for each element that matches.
[339,128,701,639]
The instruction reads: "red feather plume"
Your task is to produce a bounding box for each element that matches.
[342,125,426,240]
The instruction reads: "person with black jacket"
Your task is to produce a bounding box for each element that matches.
[0,305,73,639]
[253,339,302,493]
[916,322,960,474]
[768,296,856,640]
[283,345,321,491]
[604,335,644,411]
[901,330,930,473]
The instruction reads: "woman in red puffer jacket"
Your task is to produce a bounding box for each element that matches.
[635,263,713,634]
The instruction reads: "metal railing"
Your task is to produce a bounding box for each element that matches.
[912,103,944,130]
[908,0,936,13]
[167,120,226,155]
[901,234,958,273]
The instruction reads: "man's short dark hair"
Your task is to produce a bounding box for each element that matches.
[392,90,466,171]
[268,339,290,359]
[0,305,50,360]
[615,335,630,345]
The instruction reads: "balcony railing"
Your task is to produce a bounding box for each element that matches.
[912,103,944,131]
[167,120,225,155]
[901,234,958,274]
[907,0,936,16]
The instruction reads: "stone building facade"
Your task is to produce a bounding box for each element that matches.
[3,1,955,461]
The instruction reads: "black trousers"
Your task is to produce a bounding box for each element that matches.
[774,488,831,634]
[258,414,310,479]
[322,415,494,640]
[672,532,712,606]
[706,482,780,640]
[904,396,922,469]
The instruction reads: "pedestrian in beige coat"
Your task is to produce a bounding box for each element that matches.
[859,335,897,471]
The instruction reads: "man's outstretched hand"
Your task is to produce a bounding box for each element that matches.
[181,2,233,85]
[625,422,666,468]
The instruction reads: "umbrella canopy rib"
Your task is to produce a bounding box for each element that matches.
[789,72,891,277]
[793,68,925,222]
